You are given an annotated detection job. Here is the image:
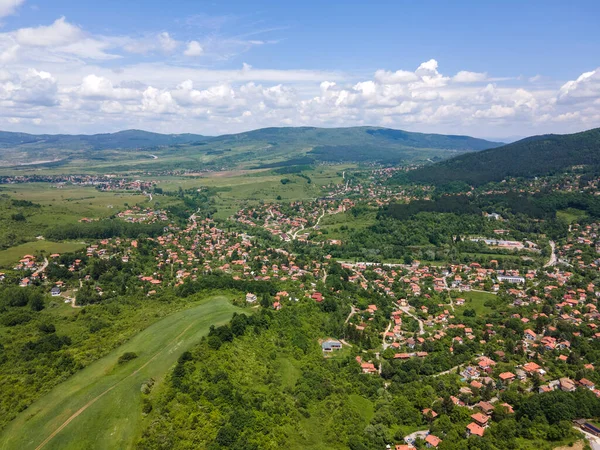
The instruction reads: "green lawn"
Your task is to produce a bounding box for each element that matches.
[0,241,86,267]
[0,295,242,450]
[451,291,497,316]
[557,208,588,224]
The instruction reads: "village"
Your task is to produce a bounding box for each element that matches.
[2,167,600,449]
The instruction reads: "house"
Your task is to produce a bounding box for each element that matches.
[321,339,342,352]
[466,422,486,438]
[476,401,495,415]
[395,445,415,450]
[499,372,516,383]
[312,292,323,302]
[523,362,543,375]
[580,378,596,390]
[425,434,441,448]
[422,408,438,419]
[246,293,257,303]
[523,329,537,341]
[471,412,489,427]
[559,377,576,392]
[361,362,377,374]
[498,275,525,284]
[51,286,61,297]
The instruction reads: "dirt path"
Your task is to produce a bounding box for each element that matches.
[544,240,557,267]
[400,307,425,335]
[433,364,462,378]
[382,322,392,350]
[34,258,48,276]
[344,306,357,324]
[313,210,325,228]
[34,322,196,450]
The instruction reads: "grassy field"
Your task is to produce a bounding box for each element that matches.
[0,241,86,267]
[151,165,351,219]
[290,394,374,450]
[451,290,497,316]
[5,184,149,217]
[317,211,376,240]
[557,208,588,224]
[0,295,242,450]
[0,184,153,259]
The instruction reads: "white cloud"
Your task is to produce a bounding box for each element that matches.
[184,40,203,57]
[0,13,597,141]
[474,105,515,119]
[452,71,487,83]
[77,74,139,100]
[158,32,178,53]
[0,68,58,106]
[15,17,83,47]
[374,69,418,84]
[0,0,24,18]
[557,68,600,104]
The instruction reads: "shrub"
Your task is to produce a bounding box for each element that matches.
[118,352,138,364]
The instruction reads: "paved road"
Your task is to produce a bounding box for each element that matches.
[574,427,600,450]
[404,430,429,445]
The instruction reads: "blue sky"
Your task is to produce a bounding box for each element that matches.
[0,0,599,138]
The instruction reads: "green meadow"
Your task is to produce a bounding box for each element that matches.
[0,295,241,450]
[451,290,497,316]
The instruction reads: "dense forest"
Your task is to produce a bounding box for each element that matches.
[397,128,600,187]
[137,300,597,450]
[45,220,168,241]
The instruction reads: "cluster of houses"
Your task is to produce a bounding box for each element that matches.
[117,207,169,224]
[234,199,353,243]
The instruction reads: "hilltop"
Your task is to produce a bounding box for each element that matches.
[0,126,501,171]
[402,127,600,187]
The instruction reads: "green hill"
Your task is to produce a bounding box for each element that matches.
[0,129,208,150]
[212,126,501,164]
[403,127,600,187]
[0,126,501,170]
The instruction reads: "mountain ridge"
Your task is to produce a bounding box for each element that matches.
[0,126,503,169]
[402,127,600,187]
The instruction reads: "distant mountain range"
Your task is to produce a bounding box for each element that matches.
[403,127,600,187]
[0,127,502,169]
[0,129,209,151]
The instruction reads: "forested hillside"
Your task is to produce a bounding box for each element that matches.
[400,128,600,187]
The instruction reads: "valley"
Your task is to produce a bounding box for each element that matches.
[0,126,599,450]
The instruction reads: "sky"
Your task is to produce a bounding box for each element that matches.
[0,0,599,139]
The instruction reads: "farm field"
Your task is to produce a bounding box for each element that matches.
[5,184,149,214]
[0,184,151,256]
[0,295,242,450]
